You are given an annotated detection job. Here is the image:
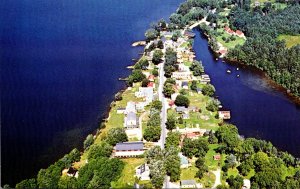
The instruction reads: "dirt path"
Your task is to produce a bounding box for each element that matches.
[212,168,221,188]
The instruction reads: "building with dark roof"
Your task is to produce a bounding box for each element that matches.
[114,142,144,157]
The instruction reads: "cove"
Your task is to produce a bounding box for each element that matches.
[193,29,300,158]
[0,0,183,186]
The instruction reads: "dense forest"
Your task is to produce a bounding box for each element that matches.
[227,5,300,96]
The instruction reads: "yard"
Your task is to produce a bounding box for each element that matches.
[111,158,145,188]
[205,144,223,170]
[278,34,300,48]
[216,29,246,49]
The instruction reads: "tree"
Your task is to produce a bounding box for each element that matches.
[196,164,208,179]
[206,99,220,112]
[208,130,218,144]
[190,60,204,76]
[253,151,269,171]
[149,160,166,188]
[165,132,181,149]
[163,83,175,98]
[147,111,161,126]
[37,164,62,188]
[151,100,162,111]
[195,157,205,168]
[175,95,190,107]
[215,124,240,152]
[182,138,209,158]
[106,128,128,146]
[128,70,146,83]
[237,158,254,176]
[152,69,159,76]
[145,29,158,41]
[225,154,237,168]
[135,58,149,70]
[166,113,177,130]
[58,176,78,189]
[88,142,113,159]
[144,126,161,142]
[202,84,215,96]
[152,50,163,64]
[157,40,164,49]
[84,134,94,150]
[142,78,150,87]
[16,178,37,189]
[191,80,198,91]
[226,175,244,189]
[165,154,181,182]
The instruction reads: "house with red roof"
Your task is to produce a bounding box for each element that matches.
[147,82,155,88]
[148,75,155,82]
[235,30,245,38]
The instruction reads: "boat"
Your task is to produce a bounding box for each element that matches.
[227,70,231,74]
[236,68,239,70]
[237,74,240,78]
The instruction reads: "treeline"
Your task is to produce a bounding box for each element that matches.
[211,124,300,189]
[12,127,129,189]
[227,5,300,96]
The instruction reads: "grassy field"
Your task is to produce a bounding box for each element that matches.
[200,171,216,188]
[205,144,221,170]
[111,158,145,188]
[278,34,300,48]
[216,29,246,49]
[180,163,200,181]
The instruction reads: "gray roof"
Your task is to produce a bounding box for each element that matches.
[181,180,196,185]
[127,112,137,121]
[176,106,188,112]
[182,81,188,86]
[115,142,144,151]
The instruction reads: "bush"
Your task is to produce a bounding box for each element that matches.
[106,128,128,146]
[202,84,215,96]
[174,95,190,107]
[88,142,113,159]
[144,126,161,142]
[84,134,94,150]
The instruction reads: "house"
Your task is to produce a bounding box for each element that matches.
[172,71,192,80]
[182,113,190,120]
[148,75,155,82]
[171,93,179,101]
[136,102,146,112]
[182,81,189,89]
[201,74,211,83]
[124,112,138,128]
[125,101,136,114]
[178,64,190,72]
[117,107,126,114]
[169,100,175,107]
[214,154,221,161]
[184,30,196,38]
[135,87,154,103]
[135,164,150,180]
[179,153,190,168]
[114,142,144,157]
[242,179,251,189]
[181,180,197,188]
[176,106,188,113]
[177,127,206,139]
[235,30,245,38]
[63,167,78,178]
[147,82,155,88]
[218,111,231,119]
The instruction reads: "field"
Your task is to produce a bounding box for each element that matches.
[278,34,300,48]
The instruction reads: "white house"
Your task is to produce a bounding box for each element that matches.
[114,142,144,157]
[178,64,190,72]
[172,71,192,80]
[135,87,154,103]
[135,164,150,181]
[125,101,136,114]
[124,112,138,128]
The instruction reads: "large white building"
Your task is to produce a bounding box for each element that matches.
[114,142,144,157]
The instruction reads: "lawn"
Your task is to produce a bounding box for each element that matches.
[181,163,199,181]
[111,158,145,188]
[200,171,216,188]
[216,29,246,49]
[205,144,221,170]
[227,167,239,177]
[251,0,275,4]
[278,34,300,48]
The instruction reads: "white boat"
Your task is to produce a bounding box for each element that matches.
[227,70,231,74]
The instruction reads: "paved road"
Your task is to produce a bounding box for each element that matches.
[158,63,167,149]
[212,168,221,188]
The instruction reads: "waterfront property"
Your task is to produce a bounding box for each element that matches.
[113,142,144,157]
[218,111,231,120]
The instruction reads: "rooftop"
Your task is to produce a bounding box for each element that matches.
[115,142,144,151]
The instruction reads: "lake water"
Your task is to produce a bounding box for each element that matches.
[1,0,183,185]
[193,29,300,158]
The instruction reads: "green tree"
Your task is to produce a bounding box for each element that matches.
[208,130,218,144]
[165,132,181,149]
[237,158,254,176]
[142,78,150,87]
[84,134,94,150]
[202,84,215,96]
[144,126,161,142]
[16,178,37,189]
[145,29,158,41]
[106,128,128,146]
[165,154,181,182]
[166,113,177,130]
[174,95,190,107]
[58,176,78,189]
[152,50,164,64]
[226,175,244,189]
[152,69,159,76]
[128,70,146,83]
[215,124,240,152]
[190,60,204,76]
[37,164,62,188]
[88,142,113,159]
[206,99,220,112]
[191,80,198,91]
[163,83,175,98]
[151,100,162,111]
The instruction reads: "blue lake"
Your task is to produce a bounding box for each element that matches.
[1,0,183,185]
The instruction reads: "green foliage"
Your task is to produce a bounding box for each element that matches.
[202,84,215,96]
[88,142,113,159]
[206,98,220,112]
[165,131,181,149]
[151,100,162,111]
[84,134,94,150]
[16,178,37,189]
[58,176,78,189]
[191,80,198,91]
[174,95,190,107]
[144,126,161,142]
[147,110,161,126]
[237,158,254,176]
[37,164,62,188]
[145,29,158,41]
[182,138,209,158]
[208,130,218,144]
[166,113,177,130]
[106,128,128,146]
[215,124,240,152]
[165,153,181,182]
[134,58,149,70]
[127,70,146,86]
[152,49,164,64]
[77,158,124,189]
[226,175,244,189]
[152,69,159,76]
[142,78,150,87]
[163,83,175,98]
